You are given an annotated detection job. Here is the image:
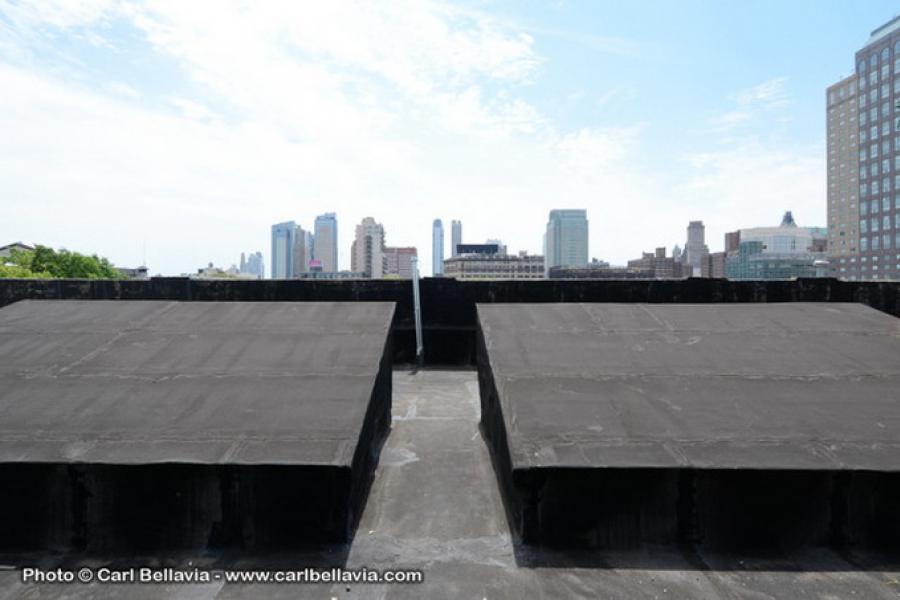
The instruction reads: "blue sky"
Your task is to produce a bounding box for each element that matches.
[1,0,898,275]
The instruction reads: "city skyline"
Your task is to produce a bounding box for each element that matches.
[2,2,899,276]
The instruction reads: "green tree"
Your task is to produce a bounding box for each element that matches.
[1,246,123,279]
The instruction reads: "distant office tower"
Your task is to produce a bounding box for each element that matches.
[384,246,418,278]
[292,225,311,276]
[826,74,860,279]
[271,221,296,279]
[351,217,386,278]
[683,220,710,277]
[451,220,462,256]
[544,209,588,275]
[240,251,264,279]
[314,213,338,272]
[432,219,444,276]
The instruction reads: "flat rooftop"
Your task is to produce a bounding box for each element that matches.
[478,302,900,470]
[3,371,898,598]
[0,300,395,465]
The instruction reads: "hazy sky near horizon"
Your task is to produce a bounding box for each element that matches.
[1,0,898,275]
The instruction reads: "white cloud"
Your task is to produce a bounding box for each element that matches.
[0,1,825,275]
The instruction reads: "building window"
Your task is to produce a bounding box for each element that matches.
[882,47,890,62]
[872,217,880,232]
[885,177,893,192]
[886,197,893,212]
[861,183,868,197]
[873,235,881,250]
[860,218,868,233]
[884,159,891,173]
[861,201,869,216]
[861,237,869,251]
[872,180,880,194]
[885,216,892,231]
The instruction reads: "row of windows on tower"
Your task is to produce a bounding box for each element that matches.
[859,176,900,196]
[857,41,900,74]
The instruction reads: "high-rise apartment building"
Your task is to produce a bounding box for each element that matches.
[848,17,900,280]
[271,221,296,279]
[451,220,462,256]
[314,213,338,272]
[432,219,444,276]
[544,209,588,275]
[683,220,710,277]
[826,74,860,279]
[351,217,385,278]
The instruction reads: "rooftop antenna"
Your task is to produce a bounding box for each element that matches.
[411,256,424,368]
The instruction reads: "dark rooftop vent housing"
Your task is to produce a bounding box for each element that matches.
[477,303,900,552]
[0,300,394,552]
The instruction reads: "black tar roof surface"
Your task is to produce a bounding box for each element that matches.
[0,300,395,465]
[477,302,900,471]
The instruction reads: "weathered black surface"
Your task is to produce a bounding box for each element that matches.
[477,302,900,550]
[4,371,899,599]
[1,277,899,365]
[0,300,395,551]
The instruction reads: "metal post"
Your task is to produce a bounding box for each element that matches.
[411,257,424,367]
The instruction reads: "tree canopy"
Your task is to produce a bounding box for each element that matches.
[0,246,123,279]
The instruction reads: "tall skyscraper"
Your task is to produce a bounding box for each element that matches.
[451,220,462,256]
[826,75,860,279]
[271,221,296,279]
[314,213,338,272]
[544,209,588,275]
[351,217,385,278]
[292,224,311,276]
[432,219,444,276]
[684,220,710,277]
[833,17,900,280]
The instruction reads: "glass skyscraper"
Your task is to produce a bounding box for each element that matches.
[314,213,338,273]
[432,219,444,276]
[544,209,588,275]
[270,221,296,279]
